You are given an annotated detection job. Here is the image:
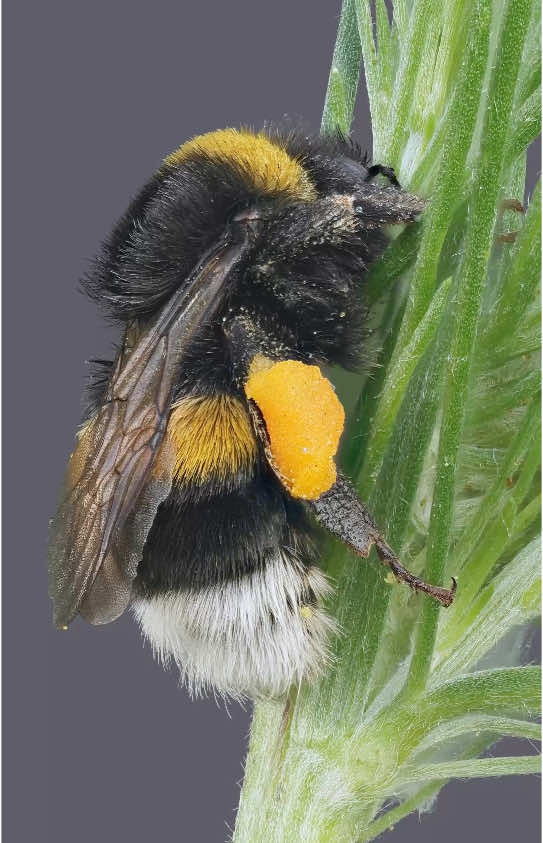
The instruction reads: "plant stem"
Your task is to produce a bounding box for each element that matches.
[402,755,541,783]
[233,0,541,837]
[406,0,533,694]
[321,0,361,136]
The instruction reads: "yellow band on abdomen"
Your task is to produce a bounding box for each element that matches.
[167,394,257,483]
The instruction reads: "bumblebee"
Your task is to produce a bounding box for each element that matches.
[49,128,455,699]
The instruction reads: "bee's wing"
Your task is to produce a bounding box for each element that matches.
[48,394,174,628]
[49,227,253,628]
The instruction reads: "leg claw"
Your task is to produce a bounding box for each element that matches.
[375,539,457,608]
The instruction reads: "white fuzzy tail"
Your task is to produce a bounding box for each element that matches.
[133,552,337,700]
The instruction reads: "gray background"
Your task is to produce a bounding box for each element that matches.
[3,1,540,841]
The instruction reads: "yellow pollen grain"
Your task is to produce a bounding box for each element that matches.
[164,129,316,201]
[245,359,345,500]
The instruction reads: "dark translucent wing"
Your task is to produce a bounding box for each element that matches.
[78,435,176,625]
[49,228,253,628]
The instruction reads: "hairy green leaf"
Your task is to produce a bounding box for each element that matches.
[234,1,540,839]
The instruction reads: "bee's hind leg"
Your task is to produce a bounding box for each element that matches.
[372,536,456,607]
[309,474,456,608]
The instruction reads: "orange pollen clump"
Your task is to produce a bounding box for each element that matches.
[245,359,345,500]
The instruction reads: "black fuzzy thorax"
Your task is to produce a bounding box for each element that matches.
[83,130,392,372]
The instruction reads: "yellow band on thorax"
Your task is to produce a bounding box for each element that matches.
[164,129,316,201]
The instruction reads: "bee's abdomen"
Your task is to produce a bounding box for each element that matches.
[133,391,337,698]
[135,392,300,593]
[165,393,258,486]
[136,471,292,592]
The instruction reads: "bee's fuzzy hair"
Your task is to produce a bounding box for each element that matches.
[132,551,337,701]
[82,127,376,321]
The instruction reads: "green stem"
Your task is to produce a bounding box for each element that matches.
[375,0,393,100]
[414,715,541,753]
[406,0,532,695]
[452,394,541,573]
[401,0,483,302]
[402,755,541,783]
[384,0,433,165]
[364,0,491,487]
[234,0,540,837]
[363,277,451,487]
[358,782,442,843]
[489,181,542,339]
[353,0,380,134]
[506,88,542,164]
[365,224,422,305]
[321,0,361,136]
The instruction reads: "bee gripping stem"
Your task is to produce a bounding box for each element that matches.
[374,539,457,607]
[309,474,456,608]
